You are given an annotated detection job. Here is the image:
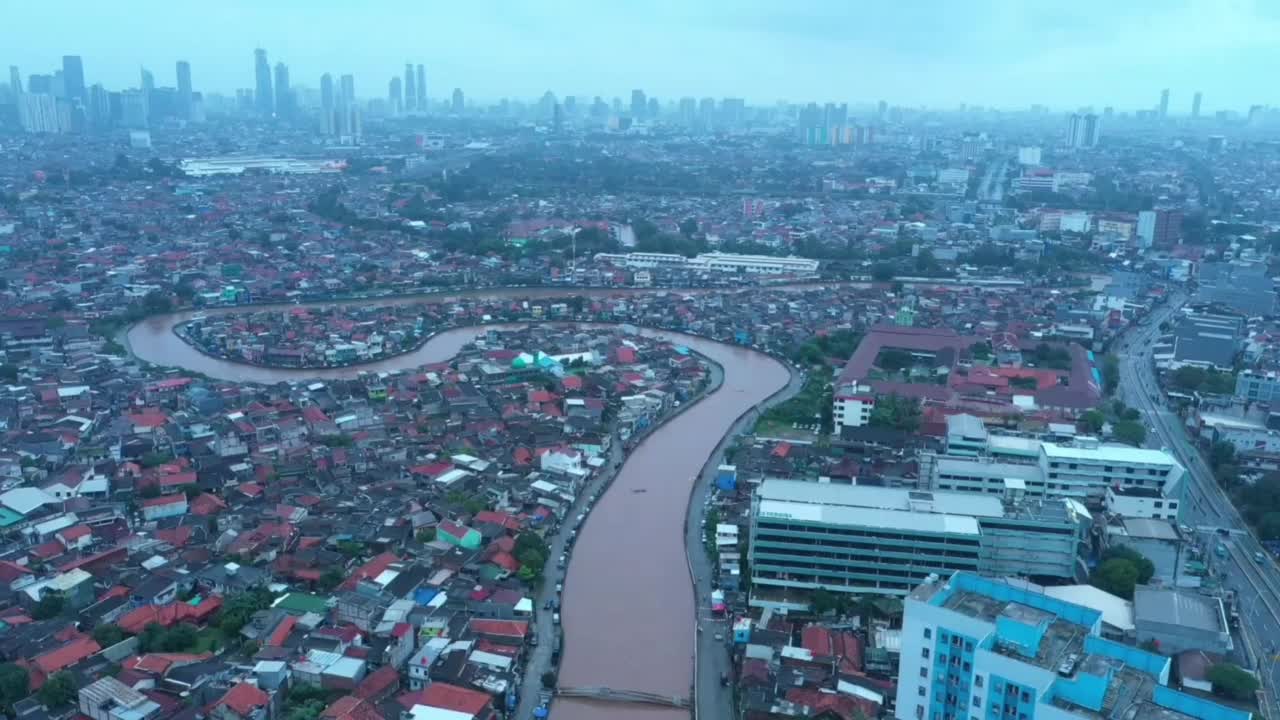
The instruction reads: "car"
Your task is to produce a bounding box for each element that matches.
[544,599,553,611]
[713,632,724,641]
[720,672,729,687]
[555,583,563,593]
[553,612,561,625]
[1257,551,1267,563]
[530,634,538,646]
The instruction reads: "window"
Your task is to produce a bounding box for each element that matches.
[924,627,933,639]
[965,641,974,652]
[1021,692,1030,703]
[1154,501,1163,508]
[923,648,931,659]
[973,698,982,708]
[975,676,984,688]
[964,661,972,672]
[919,686,927,697]
[921,667,929,679]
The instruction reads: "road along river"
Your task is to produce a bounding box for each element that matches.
[127,296,792,720]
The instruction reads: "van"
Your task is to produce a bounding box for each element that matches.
[1256,551,1267,564]
[558,554,567,568]
[553,612,561,625]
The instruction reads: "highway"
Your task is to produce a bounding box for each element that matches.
[1115,294,1280,716]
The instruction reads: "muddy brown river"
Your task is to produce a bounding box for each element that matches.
[127,290,791,720]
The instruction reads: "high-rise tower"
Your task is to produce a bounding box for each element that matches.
[254,48,273,115]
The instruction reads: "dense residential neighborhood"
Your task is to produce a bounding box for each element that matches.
[5,27,1280,720]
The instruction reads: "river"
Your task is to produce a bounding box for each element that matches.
[126,292,791,719]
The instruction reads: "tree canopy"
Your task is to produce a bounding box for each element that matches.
[1208,663,1259,701]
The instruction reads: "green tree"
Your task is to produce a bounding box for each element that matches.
[1209,441,1236,470]
[871,263,896,282]
[92,623,125,647]
[868,394,922,432]
[1091,557,1140,599]
[141,290,172,315]
[1101,354,1120,396]
[37,671,76,708]
[1079,410,1105,434]
[1102,547,1155,584]
[31,593,65,620]
[1113,420,1147,447]
[415,527,436,543]
[811,588,840,615]
[1257,512,1280,541]
[0,364,17,383]
[541,671,558,689]
[336,540,364,558]
[1171,366,1207,392]
[318,568,345,591]
[0,663,29,710]
[970,342,992,361]
[877,349,914,373]
[1207,663,1260,701]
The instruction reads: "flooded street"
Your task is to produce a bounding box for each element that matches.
[127,297,790,719]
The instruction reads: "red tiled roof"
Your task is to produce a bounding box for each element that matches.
[216,682,270,717]
[354,664,400,700]
[34,635,100,674]
[190,492,228,516]
[418,682,491,716]
[321,696,381,720]
[117,596,223,635]
[340,552,399,590]
[470,619,528,640]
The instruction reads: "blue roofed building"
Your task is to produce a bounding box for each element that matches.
[895,571,1252,720]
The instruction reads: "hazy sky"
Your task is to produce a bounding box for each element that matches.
[3,0,1277,112]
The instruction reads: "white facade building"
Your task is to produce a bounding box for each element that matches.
[833,387,875,429]
[593,251,819,276]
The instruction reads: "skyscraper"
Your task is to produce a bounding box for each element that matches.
[273,62,292,119]
[630,89,646,120]
[1066,113,1100,148]
[1159,88,1169,118]
[8,66,20,95]
[140,67,154,95]
[254,48,273,116]
[416,64,426,110]
[340,74,355,105]
[61,55,85,102]
[451,88,464,113]
[389,76,402,113]
[176,61,192,119]
[1191,91,1202,118]
[404,63,415,111]
[319,73,335,135]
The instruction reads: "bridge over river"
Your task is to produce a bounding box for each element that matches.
[556,686,691,709]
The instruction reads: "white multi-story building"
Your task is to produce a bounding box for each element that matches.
[895,571,1251,720]
[833,386,875,429]
[926,429,1185,514]
[749,480,1089,606]
[593,251,819,276]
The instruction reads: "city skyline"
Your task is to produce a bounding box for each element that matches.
[2,0,1277,111]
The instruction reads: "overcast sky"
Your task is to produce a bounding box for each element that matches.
[3,0,1277,112]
